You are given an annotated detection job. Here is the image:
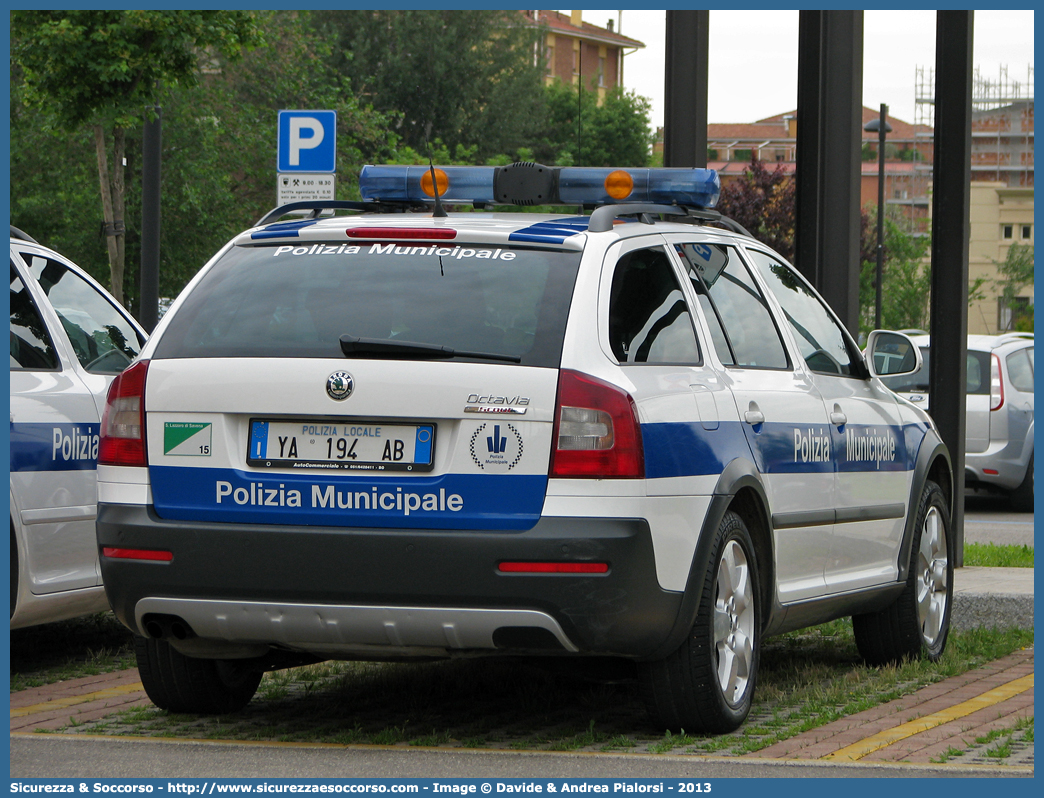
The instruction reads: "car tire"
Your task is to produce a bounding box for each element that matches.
[639,510,760,733]
[1009,454,1033,512]
[853,480,953,666]
[135,635,262,714]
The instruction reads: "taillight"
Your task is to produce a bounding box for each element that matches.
[99,360,149,466]
[550,370,644,478]
[990,353,1004,411]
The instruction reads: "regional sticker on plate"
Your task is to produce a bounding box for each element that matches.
[247,420,435,472]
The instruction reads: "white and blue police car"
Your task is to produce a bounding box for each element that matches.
[10,227,146,628]
[95,164,953,732]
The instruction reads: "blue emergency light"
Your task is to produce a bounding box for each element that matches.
[358,163,720,209]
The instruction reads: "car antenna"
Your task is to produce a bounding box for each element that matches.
[575,65,583,215]
[424,124,448,219]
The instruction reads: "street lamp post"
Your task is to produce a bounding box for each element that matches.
[864,104,892,330]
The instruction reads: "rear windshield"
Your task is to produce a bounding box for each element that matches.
[153,242,582,368]
[882,347,992,395]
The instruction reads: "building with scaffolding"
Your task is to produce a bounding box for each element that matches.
[916,65,1034,188]
[654,64,1033,333]
[918,66,1035,334]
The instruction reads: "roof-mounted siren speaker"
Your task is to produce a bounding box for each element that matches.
[494,162,558,206]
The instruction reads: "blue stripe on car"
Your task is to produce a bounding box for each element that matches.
[9,423,100,472]
[250,220,319,240]
[508,218,589,244]
[641,421,924,479]
[149,466,546,531]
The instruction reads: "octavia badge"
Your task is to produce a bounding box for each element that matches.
[326,371,354,400]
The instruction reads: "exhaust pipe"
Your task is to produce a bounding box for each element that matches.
[142,614,197,641]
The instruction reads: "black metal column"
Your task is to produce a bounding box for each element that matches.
[663,10,708,168]
[794,11,864,335]
[929,11,973,565]
[139,106,162,333]
[794,12,823,287]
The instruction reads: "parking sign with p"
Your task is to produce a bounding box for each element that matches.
[277,110,336,173]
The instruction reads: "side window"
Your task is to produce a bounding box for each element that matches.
[966,350,991,394]
[1006,347,1034,393]
[608,246,701,364]
[10,261,59,370]
[18,252,143,374]
[745,249,858,377]
[677,243,788,369]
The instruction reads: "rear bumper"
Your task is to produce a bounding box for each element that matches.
[97,503,683,659]
[966,438,1031,490]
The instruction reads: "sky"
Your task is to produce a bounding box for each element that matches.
[582,9,1036,130]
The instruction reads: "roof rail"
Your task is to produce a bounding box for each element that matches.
[10,225,39,244]
[586,204,753,238]
[684,208,753,238]
[587,203,686,232]
[255,200,380,227]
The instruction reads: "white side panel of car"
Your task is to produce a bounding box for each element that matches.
[817,377,910,592]
[10,300,102,595]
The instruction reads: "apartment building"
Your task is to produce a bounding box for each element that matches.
[527,11,644,100]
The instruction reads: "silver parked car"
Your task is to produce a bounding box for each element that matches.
[881,333,1034,510]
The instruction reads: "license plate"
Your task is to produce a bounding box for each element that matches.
[247,420,435,472]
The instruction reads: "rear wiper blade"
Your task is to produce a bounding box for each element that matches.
[339,335,521,363]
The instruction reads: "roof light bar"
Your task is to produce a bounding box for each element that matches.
[359,165,496,205]
[358,163,720,209]
[557,167,720,207]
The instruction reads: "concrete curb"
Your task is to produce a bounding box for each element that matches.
[951,566,1034,630]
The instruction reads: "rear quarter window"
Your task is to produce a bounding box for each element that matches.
[1006,347,1034,393]
[153,243,581,369]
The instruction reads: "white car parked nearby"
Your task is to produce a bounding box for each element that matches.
[10,227,146,628]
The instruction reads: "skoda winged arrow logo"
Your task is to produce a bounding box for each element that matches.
[326,371,354,400]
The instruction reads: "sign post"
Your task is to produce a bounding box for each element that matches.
[277,110,336,204]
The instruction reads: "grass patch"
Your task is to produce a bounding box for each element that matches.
[10,612,135,691]
[964,542,1034,567]
[931,745,966,763]
[969,715,1033,761]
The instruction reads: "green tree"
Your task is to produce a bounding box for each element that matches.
[532,81,653,167]
[11,12,400,308]
[313,10,546,162]
[11,10,264,303]
[857,207,932,334]
[993,242,1035,331]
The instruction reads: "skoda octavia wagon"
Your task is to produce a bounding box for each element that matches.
[97,163,953,732]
